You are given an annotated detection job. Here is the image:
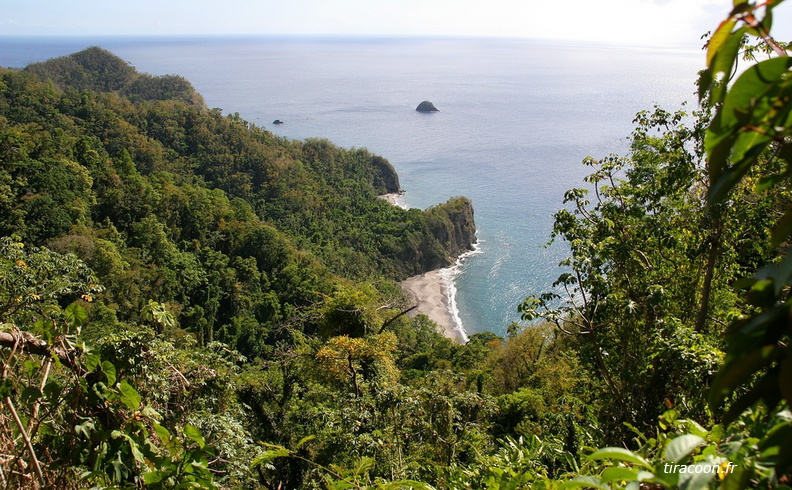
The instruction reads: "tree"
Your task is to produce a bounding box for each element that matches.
[0,238,218,488]
[556,4,792,488]
[518,105,752,442]
[699,0,792,480]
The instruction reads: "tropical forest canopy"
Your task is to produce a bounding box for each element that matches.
[0,2,791,488]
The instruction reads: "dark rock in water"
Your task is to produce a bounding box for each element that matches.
[415,101,439,112]
[273,119,284,124]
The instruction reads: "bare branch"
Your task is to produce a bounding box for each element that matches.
[0,330,85,376]
[379,305,418,334]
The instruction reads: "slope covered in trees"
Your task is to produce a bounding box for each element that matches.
[0,46,478,353]
[0,47,487,488]
[1,7,791,487]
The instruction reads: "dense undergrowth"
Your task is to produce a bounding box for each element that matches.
[1,3,791,488]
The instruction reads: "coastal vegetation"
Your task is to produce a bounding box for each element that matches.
[0,2,791,488]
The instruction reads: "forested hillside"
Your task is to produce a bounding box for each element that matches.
[1,3,791,487]
[0,46,479,351]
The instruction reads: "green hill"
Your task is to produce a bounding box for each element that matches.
[0,47,477,354]
[3,23,788,488]
[25,46,203,104]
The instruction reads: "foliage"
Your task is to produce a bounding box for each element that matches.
[0,46,494,488]
[698,0,792,482]
[0,48,478,362]
[5,6,792,487]
[0,238,218,488]
[558,407,792,490]
[517,104,767,442]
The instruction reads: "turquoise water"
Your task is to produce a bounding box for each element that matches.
[0,36,704,336]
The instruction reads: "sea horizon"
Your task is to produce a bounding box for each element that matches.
[0,36,705,336]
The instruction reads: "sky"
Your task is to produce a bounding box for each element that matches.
[1,0,789,48]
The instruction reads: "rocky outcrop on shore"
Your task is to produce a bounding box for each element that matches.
[371,155,401,194]
[429,197,476,262]
[412,197,476,273]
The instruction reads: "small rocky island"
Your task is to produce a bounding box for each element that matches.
[415,100,439,112]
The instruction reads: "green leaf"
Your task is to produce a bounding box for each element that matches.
[381,481,436,490]
[724,373,780,423]
[118,380,141,411]
[251,448,291,466]
[0,379,11,398]
[82,352,101,372]
[74,420,95,438]
[20,386,42,404]
[142,470,165,484]
[43,381,62,403]
[350,456,375,476]
[295,435,315,448]
[600,466,639,483]
[753,250,792,297]
[703,26,747,105]
[780,356,792,408]
[153,422,171,446]
[184,424,206,449]
[64,302,88,329]
[710,345,782,407]
[559,476,608,489]
[102,360,116,386]
[678,463,720,490]
[665,434,705,463]
[707,57,792,204]
[706,18,737,66]
[585,447,653,470]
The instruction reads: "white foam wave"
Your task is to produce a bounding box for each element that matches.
[438,238,483,343]
[391,193,409,210]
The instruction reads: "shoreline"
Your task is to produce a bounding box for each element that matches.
[378,192,408,209]
[401,268,469,344]
[387,191,479,344]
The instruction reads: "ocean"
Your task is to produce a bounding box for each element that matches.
[0,36,704,336]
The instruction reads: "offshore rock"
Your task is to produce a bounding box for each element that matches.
[415,100,439,112]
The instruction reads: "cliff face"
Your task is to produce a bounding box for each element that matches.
[393,197,476,276]
[426,197,476,263]
[371,155,401,194]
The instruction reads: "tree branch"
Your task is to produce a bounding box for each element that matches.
[0,330,84,376]
[5,396,46,487]
[379,305,418,334]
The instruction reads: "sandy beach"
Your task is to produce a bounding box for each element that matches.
[378,192,408,209]
[401,270,467,344]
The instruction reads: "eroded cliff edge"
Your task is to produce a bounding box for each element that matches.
[391,197,476,278]
[426,197,476,265]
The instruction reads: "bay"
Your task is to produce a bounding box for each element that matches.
[0,36,704,336]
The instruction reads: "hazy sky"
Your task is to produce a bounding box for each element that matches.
[1,0,788,48]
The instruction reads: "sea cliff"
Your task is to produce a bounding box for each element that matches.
[387,196,477,279]
[3,46,477,342]
[427,197,476,264]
